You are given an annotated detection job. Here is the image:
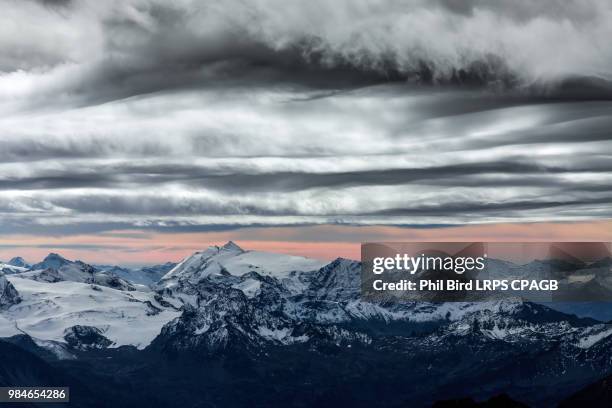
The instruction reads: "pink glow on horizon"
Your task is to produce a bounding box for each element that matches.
[0,221,610,266]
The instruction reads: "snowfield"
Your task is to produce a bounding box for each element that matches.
[159,241,326,289]
[0,263,28,274]
[1,276,180,350]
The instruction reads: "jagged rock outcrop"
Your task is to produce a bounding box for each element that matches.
[64,325,113,350]
[0,272,20,309]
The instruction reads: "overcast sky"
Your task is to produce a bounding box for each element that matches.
[0,0,611,262]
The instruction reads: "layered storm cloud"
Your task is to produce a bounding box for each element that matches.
[0,0,611,233]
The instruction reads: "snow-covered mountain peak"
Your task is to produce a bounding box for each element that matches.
[329,257,359,268]
[220,241,243,253]
[31,253,70,271]
[305,257,361,302]
[26,253,94,281]
[45,253,67,262]
[159,244,327,290]
[19,254,137,292]
[7,257,29,268]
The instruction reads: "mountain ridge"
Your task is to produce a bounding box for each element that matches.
[1,242,612,406]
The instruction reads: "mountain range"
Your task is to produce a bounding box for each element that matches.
[1,242,612,407]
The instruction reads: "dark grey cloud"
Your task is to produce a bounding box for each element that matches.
[0,222,250,236]
[5,160,611,194]
[0,0,611,234]
[3,0,612,107]
[34,0,72,6]
[16,191,611,219]
[372,196,612,218]
[0,243,164,254]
